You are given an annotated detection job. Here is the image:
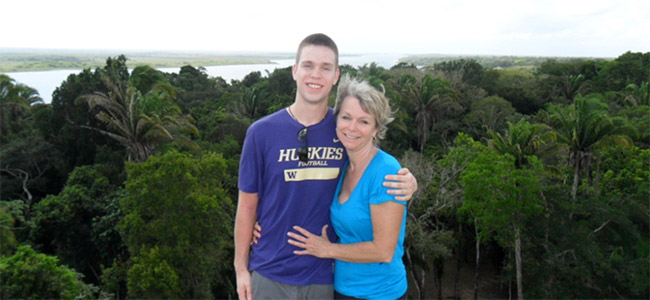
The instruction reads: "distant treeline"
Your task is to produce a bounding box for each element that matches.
[1,50,613,73]
[400,54,611,70]
[0,50,293,72]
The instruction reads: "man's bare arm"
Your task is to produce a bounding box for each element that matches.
[234,190,259,300]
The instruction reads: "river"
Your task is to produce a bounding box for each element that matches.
[3,54,404,104]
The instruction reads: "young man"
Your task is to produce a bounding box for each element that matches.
[234,33,417,300]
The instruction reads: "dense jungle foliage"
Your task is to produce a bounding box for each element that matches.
[1,51,648,299]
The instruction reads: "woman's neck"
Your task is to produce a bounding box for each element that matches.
[347,144,378,174]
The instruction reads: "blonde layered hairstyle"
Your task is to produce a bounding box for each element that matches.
[334,74,395,145]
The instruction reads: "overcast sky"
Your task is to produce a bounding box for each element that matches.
[3,0,649,57]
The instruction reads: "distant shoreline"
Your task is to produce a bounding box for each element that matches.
[0,59,278,73]
[0,48,613,73]
[0,49,295,72]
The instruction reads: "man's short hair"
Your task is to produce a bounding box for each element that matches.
[296,33,339,67]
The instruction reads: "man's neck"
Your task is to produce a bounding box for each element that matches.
[289,101,329,127]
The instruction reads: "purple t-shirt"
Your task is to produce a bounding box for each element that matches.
[238,107,346,285]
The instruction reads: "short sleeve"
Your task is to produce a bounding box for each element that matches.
[238,125,260,193]
[368,152,406,206]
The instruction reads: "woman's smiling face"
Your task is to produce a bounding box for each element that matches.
[336,96,378,152]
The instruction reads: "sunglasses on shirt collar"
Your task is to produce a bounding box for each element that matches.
[297,127,309,163]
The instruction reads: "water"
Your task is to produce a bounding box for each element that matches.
[3,54,404,104]
[5,69,84,104]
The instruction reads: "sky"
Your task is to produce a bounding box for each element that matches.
[3,0,650,58]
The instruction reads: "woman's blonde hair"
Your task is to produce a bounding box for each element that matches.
[334,74,395,145]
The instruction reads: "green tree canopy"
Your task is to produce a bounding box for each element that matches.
[593,51,650,92]
[0,74,43,141]
[119,150,234,299]
[462,95,519,140]
[401,74,461,152]
[488,119,557,169]
[31,164,123,284]
[0,245,98,299]
[76,63,198,162]
[460,148,545,299]
[538,93,636,199]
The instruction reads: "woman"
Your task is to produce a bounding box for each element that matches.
[287,74,407,300]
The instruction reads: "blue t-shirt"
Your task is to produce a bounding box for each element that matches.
[238,107,347,285]
[330,150,408,299]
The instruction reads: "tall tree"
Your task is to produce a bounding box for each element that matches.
[460,149,545,300]
[0,74,43,141]
[0,77,60,221]
[50,67,113,173]
[488,119,557,169]
[76,65,198,162]
[119,150,234,298]
[485,119,558,299]
[402,74,461,152]
[440,134,490,299]
[537,94,636,200]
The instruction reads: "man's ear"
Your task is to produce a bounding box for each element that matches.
[333,68,340,85]
[292,64,298,81]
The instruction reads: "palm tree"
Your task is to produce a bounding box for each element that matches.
[488,119,557,169]
[558,73,589,101]
[487,119,557,299]
[357,62,389,88]
[620,79,649,107]
[76,66,198,162]
[234,86,263,119]
[0,74,43,138]
[538,94,635,200]
[402,74,461,152]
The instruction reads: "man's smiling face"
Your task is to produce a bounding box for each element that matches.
[292,45,340,105]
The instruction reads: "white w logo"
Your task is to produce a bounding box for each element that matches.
[284,168,339,181]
